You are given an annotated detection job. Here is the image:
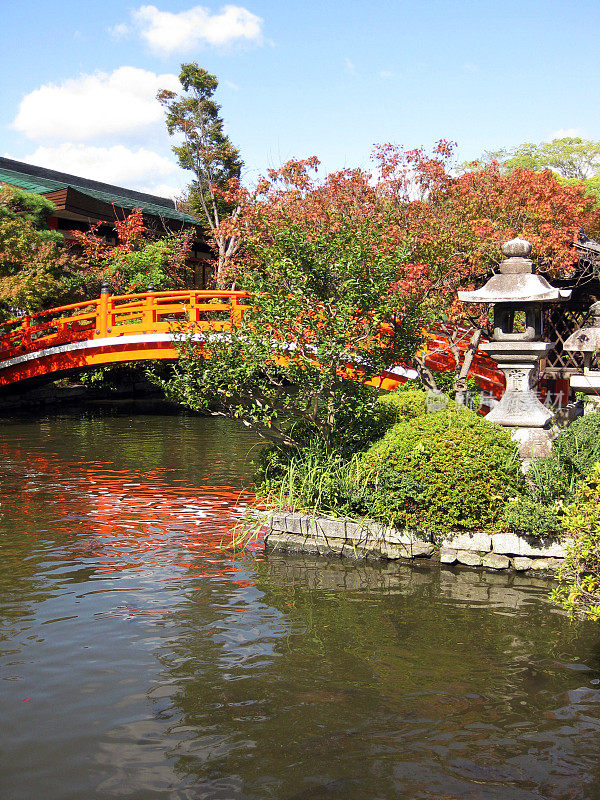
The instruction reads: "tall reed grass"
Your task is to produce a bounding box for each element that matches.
[260,441,377,520]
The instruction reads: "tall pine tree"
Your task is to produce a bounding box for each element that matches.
[158,64,243,285]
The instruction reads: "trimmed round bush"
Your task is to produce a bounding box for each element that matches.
[373,388,429,430]
[361,405,525,531]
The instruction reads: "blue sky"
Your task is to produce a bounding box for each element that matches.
[1,0,599,198]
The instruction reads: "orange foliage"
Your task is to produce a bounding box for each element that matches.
[217,141,600,323]
[373,142,600,319]
[217,157,432,310]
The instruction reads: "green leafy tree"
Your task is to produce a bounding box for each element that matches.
[156,162,431,454]
[102,236,193,293]
[0,185,61,230]
[485,137,600,180]
[70,207,194,295]
[481,137,600,199]
[158,63,243,286]
[0,186,87,319]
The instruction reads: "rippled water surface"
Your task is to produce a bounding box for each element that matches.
[1,411,600,800]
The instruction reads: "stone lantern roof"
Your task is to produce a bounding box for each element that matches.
[563,301,600,353]
[458,238,571,305]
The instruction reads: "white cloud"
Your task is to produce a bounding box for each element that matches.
[345,58,356,75]
[13,67,179,141]
[550,128,583,139]
[24,144,184,197]
[130,4,263,54]
[108,22,130,38]
[461,63,479,73]
[379,70,394,79]
[143,181,185,198]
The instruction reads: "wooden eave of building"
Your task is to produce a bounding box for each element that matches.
[42,186,203,238]
[44,186,113,225]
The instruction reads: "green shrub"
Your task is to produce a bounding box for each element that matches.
[499,496,562,535]
[373,388,430,431]
[529,412,600,505]
[361,405,525,531]
[551,463,600,621]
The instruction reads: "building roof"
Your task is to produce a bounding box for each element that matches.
[0,156,197,225]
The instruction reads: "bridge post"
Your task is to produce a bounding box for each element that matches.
[231,296,243,327]
[188,293,199,325]
[97,283,111,337]
[144,291,156,327]
[20,315,31,350]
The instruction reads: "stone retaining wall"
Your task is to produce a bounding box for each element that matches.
[266,513,566,574]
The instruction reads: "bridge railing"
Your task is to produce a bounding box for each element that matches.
[0,290,506,400]
[0,290,251,361]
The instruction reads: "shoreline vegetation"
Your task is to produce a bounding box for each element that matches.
[249,384,600,622]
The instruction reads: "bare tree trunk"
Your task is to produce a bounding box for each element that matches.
[412,355,438,392]
[215,228,241,288]
[454,328,482,406]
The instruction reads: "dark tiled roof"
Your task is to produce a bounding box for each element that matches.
[0,156,197,224]
[577,231,600,255]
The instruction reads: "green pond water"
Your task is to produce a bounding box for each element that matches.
[1,411,599,800]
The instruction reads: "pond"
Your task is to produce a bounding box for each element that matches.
[1,411,599,800]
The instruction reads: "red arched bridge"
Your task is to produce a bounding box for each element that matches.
[0,289,505,395]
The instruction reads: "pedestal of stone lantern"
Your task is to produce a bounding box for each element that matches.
[480,340,555,459]
[458,237,571,464]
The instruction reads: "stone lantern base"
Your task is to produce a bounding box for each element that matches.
[481,341,554,466]
[510,426,555,463]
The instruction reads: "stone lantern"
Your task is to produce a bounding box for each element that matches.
[458,237,571,461]
[563,301,600,415]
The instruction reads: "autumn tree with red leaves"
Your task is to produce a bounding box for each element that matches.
[70,208,194,295]
[371,141,600,393]
[374,141,600,310]
[160,140,600,437]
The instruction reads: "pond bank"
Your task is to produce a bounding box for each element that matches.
[267,513,566,574]
[0,378,179,412]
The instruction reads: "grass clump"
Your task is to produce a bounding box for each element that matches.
[255,441,369,519]
[529,412,600,505]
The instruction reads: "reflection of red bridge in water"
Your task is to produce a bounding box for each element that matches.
[0,289,505,397]
[2,437,256,584]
